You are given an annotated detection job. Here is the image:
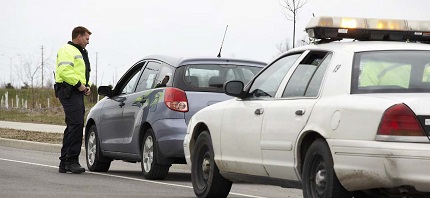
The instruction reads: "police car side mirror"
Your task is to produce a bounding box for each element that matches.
[224,80,245,98]
[98,86,113,97]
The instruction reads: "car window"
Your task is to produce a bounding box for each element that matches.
[184,64,261,89]
[247,53,302,99]
[118,63,144,95]
[424,63,430,82]
[226,69,235,82]
[154,64,174,88]
[352,51,430,93]
[241,67,257,82]
[135,61,161,92]
[282,52,332,98]
[305,53,333,96]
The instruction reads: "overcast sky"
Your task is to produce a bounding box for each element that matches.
[0,0,428,87]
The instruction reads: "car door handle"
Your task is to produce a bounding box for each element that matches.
[254,108,264,115]
[295,109,305,115]
[119,102,125,107]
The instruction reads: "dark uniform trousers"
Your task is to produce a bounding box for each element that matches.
[58,86,85,164]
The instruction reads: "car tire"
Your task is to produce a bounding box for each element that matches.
[191,131,232,198]
[302,139,351,198]
[85,125,111,172]
[141,128,170,180]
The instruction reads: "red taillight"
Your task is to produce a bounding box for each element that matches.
[377,104,425,136]
[164,87,188,112]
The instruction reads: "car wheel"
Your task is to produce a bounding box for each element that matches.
[85,125,111,172]
[141,128,170,180]
[191,131,232,198]
[302,139,351,198]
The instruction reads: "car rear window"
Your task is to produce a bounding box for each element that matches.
[182,64,262,92]
[352,50,430,93]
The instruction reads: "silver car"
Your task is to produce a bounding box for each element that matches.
[84,55,265,180]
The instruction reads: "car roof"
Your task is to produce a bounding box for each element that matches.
[140,55,267,68]
[288,41,430,54]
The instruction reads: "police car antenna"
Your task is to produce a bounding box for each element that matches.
[217,25,228,58]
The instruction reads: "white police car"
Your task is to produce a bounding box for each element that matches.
[184,16,430,198]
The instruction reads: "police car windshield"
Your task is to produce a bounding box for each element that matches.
[352,50,430,94]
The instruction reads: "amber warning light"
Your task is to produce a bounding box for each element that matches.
[305,16,430,42]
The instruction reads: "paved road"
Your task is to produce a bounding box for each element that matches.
[0,121,303,197]
[0,146,302,198]
[0,146,196,198]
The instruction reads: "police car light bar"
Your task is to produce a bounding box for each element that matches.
[306,16,430,42]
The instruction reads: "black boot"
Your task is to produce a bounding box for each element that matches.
[59,161,67,173]
[65,162,85,174]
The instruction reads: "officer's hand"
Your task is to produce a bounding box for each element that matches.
[84,87,91,96]
[78,84,86,92]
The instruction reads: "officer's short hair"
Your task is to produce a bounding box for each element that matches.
[72,26,92,39]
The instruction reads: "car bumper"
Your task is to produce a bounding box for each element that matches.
[152,118,187,159]
[183,131,192,168]
[328,139,430,192]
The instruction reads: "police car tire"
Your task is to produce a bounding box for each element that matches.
[302,139,351,198]
[191,131,232,198]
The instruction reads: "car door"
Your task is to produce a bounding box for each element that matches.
[118,61,162,153]
[219,53,303,176]
[261,52,333,180]
[99,61,145,152]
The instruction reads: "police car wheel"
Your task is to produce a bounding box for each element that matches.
[302,139,351,198]
[191,131,232,198]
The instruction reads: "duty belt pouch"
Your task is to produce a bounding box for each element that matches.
[54,83,59,98]
[63,83,73,99]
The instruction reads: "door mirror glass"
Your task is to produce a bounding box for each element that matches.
[224,80,244,97]
[98,86,113,97]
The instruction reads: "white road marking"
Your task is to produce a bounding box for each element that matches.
[0,157,266,198]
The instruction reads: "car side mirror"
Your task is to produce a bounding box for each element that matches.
[98,86,113,97]
[224,80,245,98]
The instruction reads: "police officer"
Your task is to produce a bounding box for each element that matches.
[55,26,91,174]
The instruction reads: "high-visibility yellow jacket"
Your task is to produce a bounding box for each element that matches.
[55,42,90,87]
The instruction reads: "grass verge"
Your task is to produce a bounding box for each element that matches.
[0,128,63,144]
[0,108,65,125]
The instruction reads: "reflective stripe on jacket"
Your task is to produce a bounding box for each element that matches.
[55,44,88,86]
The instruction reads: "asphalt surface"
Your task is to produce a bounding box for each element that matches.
[0,146,196,198]
[0,121,303,198]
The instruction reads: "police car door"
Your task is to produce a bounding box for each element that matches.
[261,51,333,180]
[220,53,302,176]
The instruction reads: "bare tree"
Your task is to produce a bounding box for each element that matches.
[17,55,43,108]
[295,34,310,47]
[280,0,308,48]
[276,38,292,55]
[45,78,54,89]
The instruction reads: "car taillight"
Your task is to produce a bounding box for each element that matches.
[377,104,425,136]
[164,87,188,112]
